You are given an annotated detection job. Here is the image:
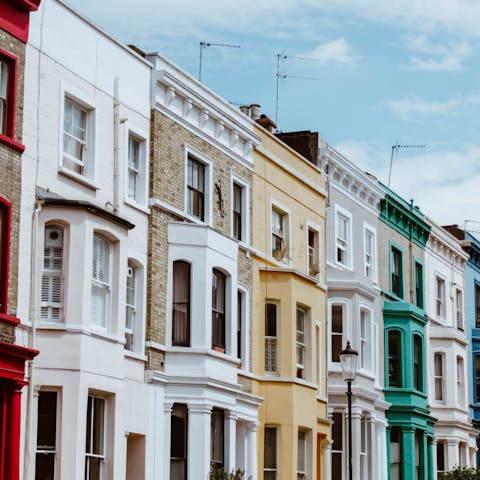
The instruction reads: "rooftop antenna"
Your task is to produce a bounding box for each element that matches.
[198,41,241,82]
[275,53,323,128]
[388,142,426,188]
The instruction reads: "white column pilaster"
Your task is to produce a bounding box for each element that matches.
[351,407,362,479]
[447,439,459,471]
[225,411,237,472]
[246,422,258,480]
[188,403,212,480]
[324,439,332,480]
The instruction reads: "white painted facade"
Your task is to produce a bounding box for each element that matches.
[18,1,152,478]
[425,221,478,474]
[318,143,390,480]
[145,53,262,479]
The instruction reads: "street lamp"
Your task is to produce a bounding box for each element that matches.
[339,341,358,480]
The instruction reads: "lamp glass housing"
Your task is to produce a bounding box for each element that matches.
[340,341,358,382]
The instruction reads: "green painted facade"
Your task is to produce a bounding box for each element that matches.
[380,184,435,480]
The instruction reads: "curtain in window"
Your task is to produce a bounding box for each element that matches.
[212,270,226,349]
[172,261,190,346]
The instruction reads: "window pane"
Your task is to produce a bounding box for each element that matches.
[264,427,277,469]
[212,270,226,348]
[331,305,343,362]
[388,331,401,387]
[210,409,224,468]
[172,262,190,346]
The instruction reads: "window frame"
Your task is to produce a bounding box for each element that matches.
[172,260,191,347]
[41,223,65,323]
[306,221,321,279]
[413,258,424,309]
[90,233,113,332]
[210,408,224,470]
[270,199,290,263]
[85,394,107,480]
[335,205,353,270]
[124,127,148,208]
[435,275,446,320]
[359,306,372,372]
[264,426,278,479]
[475,284,480,329]
[296,306,307,380]
[389,242,404,299]
[433,352,445,403]
[297,429,307,479]
[455,288,464,331]
[237,287,249,369]
[59,84,96,184]
[184,147,212,224]
[476,355,480,404]
[389,427,402,480]
[363,223,377,281]
[265,301,279,374]
[387,329,402,388]
[330,302,346,365]
[211,269,226,351]
[35,390,59,480]
[125,259,145,354]
[0,197,11,316]
[170,404,188,480]
[413,334,423,392]
[360,414,368,480]
[331,412,344,480]
[457,355,465,408]
[436,440,446,478]
[230,173,250,244]
[0,48,19,145]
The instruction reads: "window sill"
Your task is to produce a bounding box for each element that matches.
[0,134,25,153]
[185,212,211,227]
[124,197,151,215]
[37,321,66,330]
[124,350,147,362]
[58,166,99,190]
[333,260,353,271]
[0,312,20,325]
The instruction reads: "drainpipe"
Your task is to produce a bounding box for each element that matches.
[113,77,120,211]
[23,199,43,480]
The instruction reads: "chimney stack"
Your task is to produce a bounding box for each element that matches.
[249,104,261,121]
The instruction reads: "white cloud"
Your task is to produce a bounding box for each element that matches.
[301,38,357,66]
[404,35,472,72]
[333,140,480,225]
[386,94,480,121]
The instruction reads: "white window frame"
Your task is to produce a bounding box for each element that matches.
[334,205,352,270]
[85,394,106,480]
[41,224,65,323]
[35,390,59,480]
[230,173,250,244]
[297,429,307,479]
[306,221,321,279]
[90,233,113,332]
[125,259,144,354]
[363,223,377,281]
[359,306,372,373]
[433,352,445,403]
[456,288,464,330]
[124,126,148,208]
[270,199,290,264]
[296,306,307,380]
[435,275,446,320]
[58,83,96,185]
[184,146,213,225]
[265,301,279,374]
[329,300,349,366]
[457,355,465,408]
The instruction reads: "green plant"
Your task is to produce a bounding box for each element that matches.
[209,466,247,480]
[441,466,480,479]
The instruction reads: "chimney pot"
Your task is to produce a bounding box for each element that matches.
[249,104,261,121]
[240,105,250,116]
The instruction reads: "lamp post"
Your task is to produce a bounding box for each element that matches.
[339,341,358,480]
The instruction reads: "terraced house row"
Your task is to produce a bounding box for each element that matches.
[0,1,480,479]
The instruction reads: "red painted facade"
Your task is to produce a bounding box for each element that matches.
[0,1,40,478]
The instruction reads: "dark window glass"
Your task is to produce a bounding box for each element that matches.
[391,247,403,297]
[170,404,187,480]
[237,291,242,360]
[233,183,242,241]
[476,286,480,328]
[265,303,278,372]
[414,262,423,308]
[476,356,480,403]
[331,305,343,362]
[210,408,224,469]
[35,392,57,480]
[172,261,191,346]
[413,335,422,391]
[388,331,401,387]
[390,427,402,480]
[212,270,226,349]
[331,413,343,480]
[437,441,445,478]
[187,157,205,221]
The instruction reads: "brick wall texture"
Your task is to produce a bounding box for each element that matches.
[0,29,26,342]
[147,109,254,390]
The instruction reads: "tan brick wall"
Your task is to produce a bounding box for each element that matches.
[147,109,254,376]
[0,29,26,331]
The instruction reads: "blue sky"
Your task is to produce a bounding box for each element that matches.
[65,0,480,230]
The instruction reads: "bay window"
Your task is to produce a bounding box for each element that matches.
[91,234,112,329]
[265,303,278,373]
[212,269,226,350]
[172,261,191,347]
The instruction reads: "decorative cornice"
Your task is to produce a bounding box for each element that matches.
[379,183,430,248]
[426,221,468,268]
[149,62,260,169]
[317,143,383,215]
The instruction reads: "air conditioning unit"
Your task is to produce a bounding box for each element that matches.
[45,226,63,247]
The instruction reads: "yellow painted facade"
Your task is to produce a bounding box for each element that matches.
[252,125,329,480]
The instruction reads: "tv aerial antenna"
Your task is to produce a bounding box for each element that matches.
[198,41,241,82]
[388,142,426,187]
[275,53,323,128]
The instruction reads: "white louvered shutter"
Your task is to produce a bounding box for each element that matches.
[91,235,110,328]
[41,225,64,321]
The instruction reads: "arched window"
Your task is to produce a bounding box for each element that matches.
[434,352,444,402]
[170,404,188,480]
[212,269,226,350]
[413,335,422,391]
[388,331,401,387]
[172,261,191,346]
[41,224,64,322]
